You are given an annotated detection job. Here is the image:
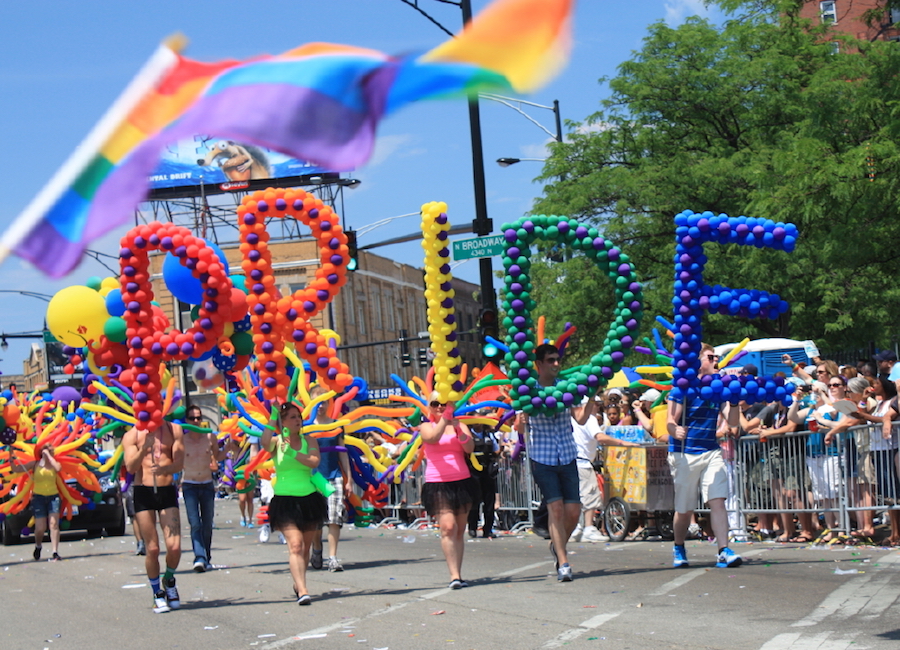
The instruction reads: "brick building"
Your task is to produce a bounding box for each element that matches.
[801,0,900,41]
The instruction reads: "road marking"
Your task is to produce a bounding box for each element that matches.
[541,612,621,648]
[262,559,553,649]
[792,551,900,627]
[759,631,860,650]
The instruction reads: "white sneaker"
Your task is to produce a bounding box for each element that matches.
[581,526,609,543]
[688,523,702,539]
[258,524,271,543]
[278,532,287,545]
[569,526,583,543]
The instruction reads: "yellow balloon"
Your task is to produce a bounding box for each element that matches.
[223,322,235,338]
[47,285,110,346]
[100,276,119,290]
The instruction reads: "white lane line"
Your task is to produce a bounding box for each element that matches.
[759,633,803,649]
[791,551,900,628]
[647,568,707,596]
[541,612,621,648]
[262,559,552,649]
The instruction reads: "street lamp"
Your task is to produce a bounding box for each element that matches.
[480,94,563,143]
[496,157,547,167]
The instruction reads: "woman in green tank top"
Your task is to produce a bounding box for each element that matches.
[260,403,327,606]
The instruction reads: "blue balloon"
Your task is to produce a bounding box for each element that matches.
[162,239,230,305]
[105,288,126,317]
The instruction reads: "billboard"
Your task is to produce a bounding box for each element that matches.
[148,135,331,191]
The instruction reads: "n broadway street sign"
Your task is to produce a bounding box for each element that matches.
[452,235,505,261]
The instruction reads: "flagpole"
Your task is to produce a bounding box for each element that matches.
[0,34,187,267]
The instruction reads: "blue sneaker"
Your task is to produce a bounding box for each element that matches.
[716,548,742,568]
[673,544,689,568]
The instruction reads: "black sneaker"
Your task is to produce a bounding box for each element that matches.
[51,553,61,562]
[297,594,312,606]
[310,547,323,570]
[164,577,180,610]
[33,546,42,561]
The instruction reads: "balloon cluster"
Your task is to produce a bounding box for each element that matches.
[499,215,643,414]
[119,223,231,428]
[238,188,352,401]
[420,201,463,401]
[669,210,799,405]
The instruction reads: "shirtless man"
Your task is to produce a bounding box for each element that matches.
[123,419,185,613]
[181,406,230,572]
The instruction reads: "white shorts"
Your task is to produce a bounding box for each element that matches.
[806,455,840,501]
[577,464,603,512]
[668,449,728,513]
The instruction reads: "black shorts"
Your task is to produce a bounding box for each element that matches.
[133,485,179,513]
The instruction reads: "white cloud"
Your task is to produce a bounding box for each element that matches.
[367,134,416,168]
[665,0,710,25]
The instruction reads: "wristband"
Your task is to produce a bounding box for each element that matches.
[458,434,470,443]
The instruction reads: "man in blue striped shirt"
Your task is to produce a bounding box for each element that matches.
[518,344,596,582]
[667,343,742,569]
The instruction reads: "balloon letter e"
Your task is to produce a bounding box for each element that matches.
[669,210,799,407]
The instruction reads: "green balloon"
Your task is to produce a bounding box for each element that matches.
[231,331,253,355]
[190,305,201,320]
[546,226,559,239]
[85,276,102,291]
[170,405,186,420]
[103,317,127,343]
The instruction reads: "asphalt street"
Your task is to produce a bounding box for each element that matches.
[2,499,899,650]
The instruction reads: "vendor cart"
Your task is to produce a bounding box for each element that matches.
[601,444,675,541]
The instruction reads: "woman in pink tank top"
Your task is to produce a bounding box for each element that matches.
[420,393,476,590]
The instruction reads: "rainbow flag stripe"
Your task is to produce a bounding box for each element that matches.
[7,0,573,277]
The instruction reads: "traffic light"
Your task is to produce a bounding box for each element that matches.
[346,229,359,272]
[479,308,500,359]
[417,348,429,368]
[401,352,411,367]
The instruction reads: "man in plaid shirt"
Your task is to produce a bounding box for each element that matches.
[517,344,597,582]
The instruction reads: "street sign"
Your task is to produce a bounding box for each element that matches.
[42,330,57,344]
[452,235,505,261]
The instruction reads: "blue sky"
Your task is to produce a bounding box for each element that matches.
[0,0,717,377]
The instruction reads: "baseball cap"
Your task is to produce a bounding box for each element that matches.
[740,364,759,376]
[875,350,898,363]
[639,388,661,403]
[606,388,623,397]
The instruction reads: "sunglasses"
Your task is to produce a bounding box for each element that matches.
[816,370,829,375]
[706,354,720,361]
[829,383,845,388]
[429,401,445,409]
[186,416,202,422]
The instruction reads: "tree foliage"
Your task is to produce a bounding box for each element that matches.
[530,0,900,360]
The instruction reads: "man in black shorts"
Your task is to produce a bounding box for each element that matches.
[123,420,185,613]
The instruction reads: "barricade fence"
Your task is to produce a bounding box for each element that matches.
[359,422,900,535]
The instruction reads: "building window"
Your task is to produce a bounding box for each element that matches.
[820,1,836,25]
[385,287,396,330]
[891,8,900,25]
[372,284,383,331]
[343,282,356,326]
[356,290,368,336]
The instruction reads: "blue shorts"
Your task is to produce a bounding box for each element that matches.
[32,494,60,519]
[531,459,580,504]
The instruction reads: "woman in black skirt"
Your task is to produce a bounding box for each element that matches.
[260,402,327,605]
[420,395,476,589]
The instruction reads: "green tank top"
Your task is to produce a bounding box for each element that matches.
[273,438,317,497]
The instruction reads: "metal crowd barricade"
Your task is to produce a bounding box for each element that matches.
[728,422,900,537]
[358,453,541,531]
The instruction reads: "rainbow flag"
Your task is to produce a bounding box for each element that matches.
[2,0,573,278]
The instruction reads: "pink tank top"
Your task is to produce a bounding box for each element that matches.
[423,433,470,483]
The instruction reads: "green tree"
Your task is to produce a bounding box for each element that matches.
[531,0,900,359]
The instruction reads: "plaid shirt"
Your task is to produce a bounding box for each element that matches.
[528,409,577,466]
